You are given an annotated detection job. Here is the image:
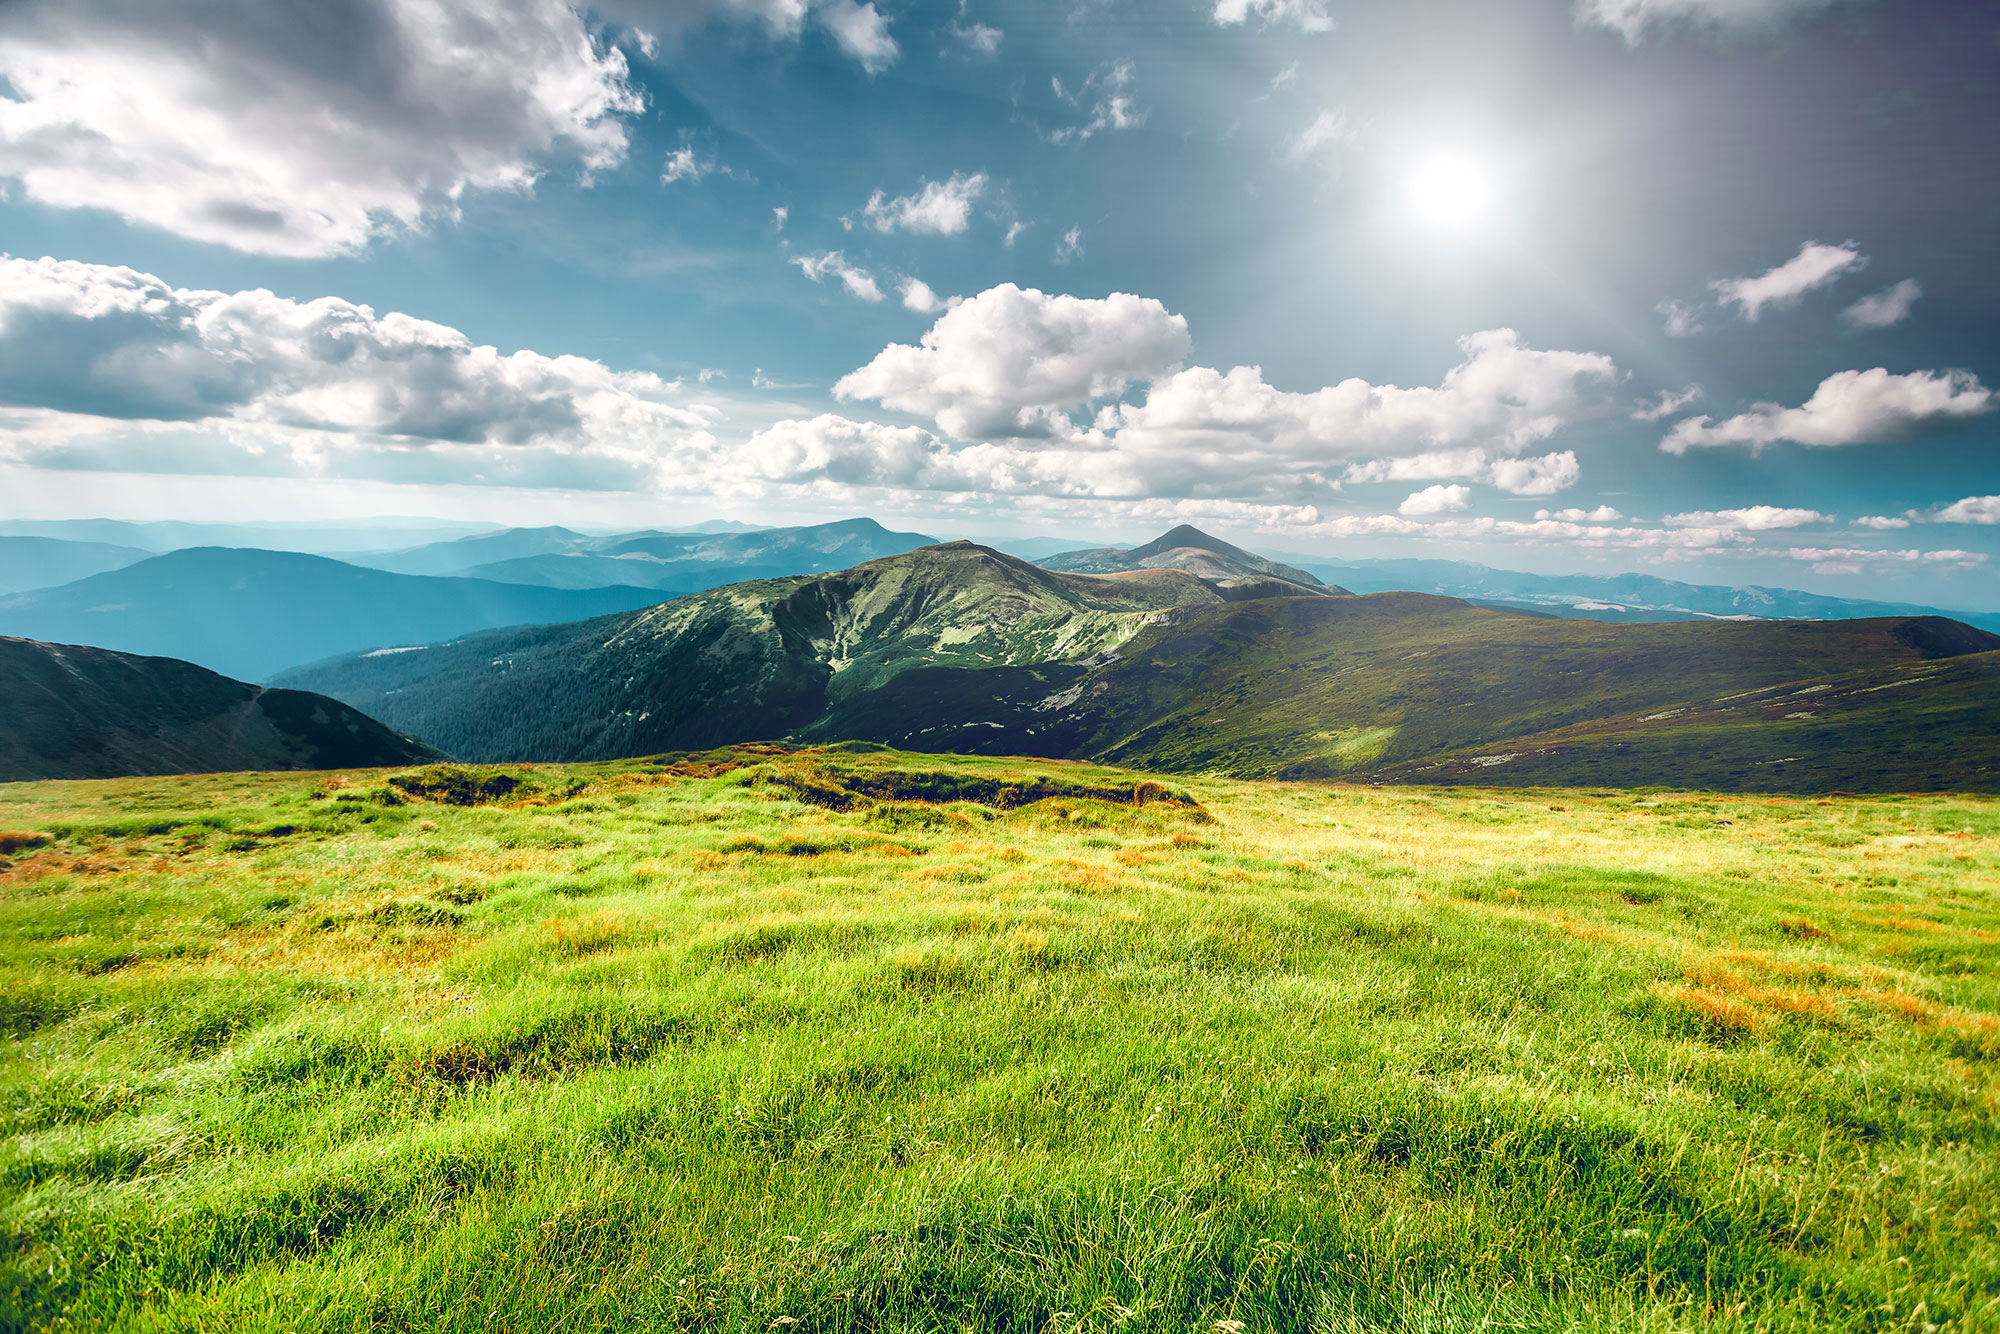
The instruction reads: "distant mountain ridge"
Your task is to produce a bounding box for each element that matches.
[0,637,439,781]
[357,517,938,592]
[1039,523,1343,592]
[0,548,670,682]
[0,536,151,596]
[278,529,2000,792]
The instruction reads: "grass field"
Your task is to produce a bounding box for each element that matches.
[2,747,1997,1332]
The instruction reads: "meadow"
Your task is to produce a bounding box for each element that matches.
[1,746,1996,1332]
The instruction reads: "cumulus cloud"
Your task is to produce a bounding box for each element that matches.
[1713,241,1866,322]
[815,0,899,72]
[791,250,885,302]
[0,254,709,482]
[898,277,951,314]
[1661,367,1993,452]
[1931,495,2000,525]
[0,0,647,258]
[1852,514,1911,530]
[1841,278,1922,331]
[860,173,986,236]
[834,283,1191,438]
[1346,449,1584,496]
[1578,0,1847,42]
[1783,545,1988,571]
[1213,0,1335,32]
[1663,506,1830,531]
[1399,484,1472,516]
[1047,60,1146,145]
[1537,506,1624,522]
[1631,384,1703,421]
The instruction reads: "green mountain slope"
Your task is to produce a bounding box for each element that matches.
[281,534,2000,791]
[276,543,1281,761]
[0,547,670,681]
[0,637,440,781]
[810,593,2000,791]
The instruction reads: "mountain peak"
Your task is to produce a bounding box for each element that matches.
[1125,524,1238,560]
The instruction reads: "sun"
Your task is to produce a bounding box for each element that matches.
[1402,150,1501,236]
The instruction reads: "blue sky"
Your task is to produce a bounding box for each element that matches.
[0,0,1995,606]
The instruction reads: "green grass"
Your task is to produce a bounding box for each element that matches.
[2,748,1997,1332]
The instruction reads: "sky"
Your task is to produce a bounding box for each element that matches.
[0,0,1996,606]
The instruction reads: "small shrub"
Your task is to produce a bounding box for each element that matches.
[0,831,53,855]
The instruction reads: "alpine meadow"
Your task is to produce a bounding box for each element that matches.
[3,0,1999,1332]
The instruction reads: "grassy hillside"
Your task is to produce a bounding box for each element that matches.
[812,593,2000,792]
[1,749,1994,1331]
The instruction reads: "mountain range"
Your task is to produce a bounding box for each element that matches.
[353,517,936,592]
[1038,524,1343,591]
[0,636,437,781]
[279,532,2000,792]
[0,548,670,682]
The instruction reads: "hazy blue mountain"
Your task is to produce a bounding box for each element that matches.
[0,536,151,596]
[0,517,498,555]
[0,635,440,781]
[0,548,669,682]
[358,516,937,591]
[1266,553,2000,632]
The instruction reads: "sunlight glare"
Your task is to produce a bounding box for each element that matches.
[1403,150,1500,237]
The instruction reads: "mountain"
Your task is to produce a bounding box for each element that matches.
[810,594,2000,793]
[0,548,670,682]
[1039,523,1345,592]
[0,637,440,781]
[277,533,2000,791]
[0,536,151,596]
[0,516,498,555]
[275,541,1310,761]
[356,517,938,592]
[1264,551,2000,633]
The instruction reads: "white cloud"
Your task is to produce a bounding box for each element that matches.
[1932,495,2000,525]
[861,173,987,236]
[1271,62,1300,91]
[1578,0,1846,42]
[0,255,710,483]
[1213,0,1335,33]
[1053,226,1086,265]
[1487,451,1582,496]
[1782,545,1988,569]
[0,0,646,258]
[1661,367,1993,452]
[898,277,951,314]
[1841,278,1922,331]
[1047,60,1146,145]
[1536,506,1623,522]
[1346,448,1585,496]
[1399,484,1472,516]
[949,21,1002,57]
[1003,221,1029,248]
[1851,514,1911,530]
[661,144,719,184]
[1663,506,1830,531]
[1713,241,1866,322]
[834,283,1191,438]
[1657,299,1704,338]
[815,0,899,72]
[790,250,885,303]
[1286,111,1352,164]
[772,205,789,231]
[1631,384,1703,421]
